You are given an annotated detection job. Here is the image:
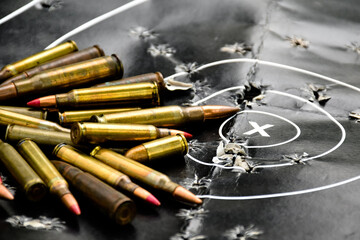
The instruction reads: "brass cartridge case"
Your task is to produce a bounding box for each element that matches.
[93,105,203,126]
[5,125,74,146]
[53,144,137,193]
[91,147,179,193]
[1,55,123,100]
[58,107,139,125]
[93,72,166,90]
[0,41,78,81]
[55,82,160,108]
[52,160,136,225]
[125,134,188,163]
[0,108,70,133]
[17,139,70,197]
[0,105,47,119]
[2,45,105,85]
[0,140,46,201]
[71,122,170,144]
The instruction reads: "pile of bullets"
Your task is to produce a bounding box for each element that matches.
[0,40,240,225]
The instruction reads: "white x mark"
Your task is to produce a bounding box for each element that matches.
[243,121,274,137]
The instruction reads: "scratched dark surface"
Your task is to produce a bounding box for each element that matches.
[1,0,360,239]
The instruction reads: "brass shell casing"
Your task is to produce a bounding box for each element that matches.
[0,105,47,119]
[93,105,204,127]
[0,140,46,201]
[90,147,179,193]
[93,72,166,90]
[0,108,70,133]
[58,107,139,125]
[52,160,136,225]
[13,55,123,97]
[125,134,188,163]
[17,139,69,197]
[53,144,136,193]
[2,45,105,85]
[5,125,73,146]
[0,40,78,81]
[56,82,160,108]
[71,122,161,144]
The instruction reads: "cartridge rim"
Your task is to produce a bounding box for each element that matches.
[67,40,79,51]
[17,138,32,147]
[4,125,12,141]
[176,133,189,154]
[114,200,136,225]
[110,54,124,79]
[93,45,105,56]
[70,122,84,144]
[25,181,47,202]
[53,143,68,156]
[90,114,105,123]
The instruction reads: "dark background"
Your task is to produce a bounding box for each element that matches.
[1,0,360,239]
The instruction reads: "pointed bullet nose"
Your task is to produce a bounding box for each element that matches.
[0,185,14,200]
[146,194,161,206]
[27,99,40,107]
[70,204,81,215]
[201,105,240,120]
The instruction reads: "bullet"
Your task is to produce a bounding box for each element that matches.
[0,41,78,82]
[0,140,46,201]
[52,160,136,225]
[90,147,202,205]
[17,139,80,215]
[93,72,166,90]
[5,125,74,146]
[0,105,47,119]
[53,144,160,206]
[28,82,160,109]
[125,134,188,163]
[71,122,192,145]
[58,107,140,126]
[0,175,14,200]
[1,55,123,101]
[1,45,105,85]
[91,105,240,127]
[0,108,70,133]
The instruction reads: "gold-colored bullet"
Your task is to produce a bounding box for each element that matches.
[124,134,188,163]
[17,139,81,215]
[53,144,160,206]
[1,45,105,85]
[28,82,160,108]
[0,41,78,81]
[0,140,46,201]
[70,122,192,144]
[0,108,70,133]
[0,55,123,101]
[52,160,136,225]
[92,105,240,127]
[90,147,202,205]
[0,105,47,119]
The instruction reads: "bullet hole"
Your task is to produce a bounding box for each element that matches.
[148,44,176,57]
[282,152,309,164]
[175,62,199,74]
[187,79,212,104]
[349,109,360,122]
[176,208,208,221]
[170,233,208,240]
[235,82,266,108]
[36,0,63,11]
[346,42,360,55]
[220,42,252,55]
[307,83,331,106]
[286,36,309,49]
[6,215,66,231]
[223,224,263,240]
[129,26,157,40]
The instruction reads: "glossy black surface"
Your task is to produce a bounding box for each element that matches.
[1,0,360,239]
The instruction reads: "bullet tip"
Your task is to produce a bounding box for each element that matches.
[173,186,202,205]
[0,185,14,200]
[182,132,193,139]
[146,194,161,206]
[69,203,81,215]
[27,99,40,107]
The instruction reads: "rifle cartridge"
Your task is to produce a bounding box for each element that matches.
[0,140,46,201]
[52,160,136,225]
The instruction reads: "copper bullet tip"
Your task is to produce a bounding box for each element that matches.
[61,193,81,215]
[0,184,14,200]
[133,187,161,206]
[200,105,240,120]
[173,186,202,205]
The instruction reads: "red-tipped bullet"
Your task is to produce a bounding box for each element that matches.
[61,193,81,215]
[146,194,161,206]
[133,187,161,206]
[27,99,40,108]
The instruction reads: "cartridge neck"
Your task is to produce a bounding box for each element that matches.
[182,106,205,122]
